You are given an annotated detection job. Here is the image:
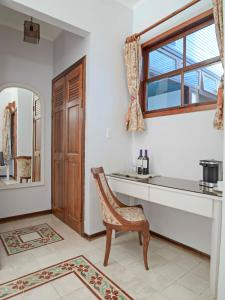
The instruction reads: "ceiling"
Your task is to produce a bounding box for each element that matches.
[0,5,62,41]
[115,0,143,9]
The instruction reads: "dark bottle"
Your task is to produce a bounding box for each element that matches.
[143,150,149,175]
[137,150,143,174]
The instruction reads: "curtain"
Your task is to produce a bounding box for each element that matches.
[213,0,224,130]
[2,107,12,161]
[124,35,145,131]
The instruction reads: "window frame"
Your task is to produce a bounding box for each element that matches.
[141,9,220,118]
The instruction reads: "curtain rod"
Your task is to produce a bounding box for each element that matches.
[127,0,201,42]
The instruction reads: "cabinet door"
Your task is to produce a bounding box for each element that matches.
[52,77,66,221]
[64,64,84,234]
[32,95,41,182]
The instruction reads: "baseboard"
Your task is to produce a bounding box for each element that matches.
[0,210,52,223]
[84,228,209,258]
[84,230,106,241]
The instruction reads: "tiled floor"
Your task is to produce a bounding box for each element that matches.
[0,214,213,300]
[0,178,17,186]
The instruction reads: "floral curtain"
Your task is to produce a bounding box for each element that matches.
[2,107,12,161]
[124,35,145,131]
[213,0,224,130]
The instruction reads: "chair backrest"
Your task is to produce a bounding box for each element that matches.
[91,167,122,225]
[16,156,32,179]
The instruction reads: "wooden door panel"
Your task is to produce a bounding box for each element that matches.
[65,160,82,231]
[54,110,64,153]
[53,77,65,111]
[66,65,82,104]
[35,119,41,151]
[53,160,64,220]
[52,77,66,221]
[67,105,80,154]
[33,155,40,182]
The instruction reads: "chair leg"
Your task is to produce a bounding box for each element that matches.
[143,230,150,270]
[104,227,112,267]
[138,232,142,246]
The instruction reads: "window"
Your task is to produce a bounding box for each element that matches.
[141,10,223,118]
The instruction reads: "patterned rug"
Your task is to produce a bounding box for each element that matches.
[0,223,64,255]
[0,255,133,300]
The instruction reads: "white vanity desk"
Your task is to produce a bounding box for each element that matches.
[107,174,222,298]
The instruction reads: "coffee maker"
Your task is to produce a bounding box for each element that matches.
[199,159,223,188]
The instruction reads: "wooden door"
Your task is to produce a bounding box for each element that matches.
[11,108,17,179]
[64,63,84,234]
[52,58,85,235]
[32,95,41,182]
[52,77,66,222]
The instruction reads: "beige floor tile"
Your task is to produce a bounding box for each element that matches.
[122,276,157,299]
[0,222,14,232]
[62,287,96,300]
[151,293,170,300]
[162,284,197,300]
[35,252,62,269]
[0,267,17,283]
[156,246,181,261]
[22,282,61,300]
[196,288,215,300]
[170,252,202,271]
[52,273,84,297]
[178,272,209,295]
[83,248,105,264]
[155,261,187,281]
[0,214,211,300]
[192,261,210,282]
[149,253,170,269]
[142,269,174,292]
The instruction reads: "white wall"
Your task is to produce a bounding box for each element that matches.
[1,0,133,234]
[133,110,223,181]
[53,31,88,76]
[132,0,223,254]
[52,2,133,235]
[0,25,53,217]
[17,88,33,157]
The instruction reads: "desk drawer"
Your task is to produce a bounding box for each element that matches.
[149,186,213,218]
[108,178,149,201]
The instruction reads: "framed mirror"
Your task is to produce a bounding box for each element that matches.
[0,87,42,188]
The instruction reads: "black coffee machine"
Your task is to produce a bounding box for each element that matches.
[199,159,223,188]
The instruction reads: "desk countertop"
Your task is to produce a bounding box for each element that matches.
[108,174,223,198]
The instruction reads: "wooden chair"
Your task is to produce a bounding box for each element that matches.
[16,156,32,183]
[91,167,151,270]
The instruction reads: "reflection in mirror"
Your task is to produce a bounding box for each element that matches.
[0,87,41,187]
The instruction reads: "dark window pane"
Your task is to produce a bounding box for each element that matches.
[146,75,181,111]
[184,62,223,104]
[149,39,183,78]
[186,24,220,65]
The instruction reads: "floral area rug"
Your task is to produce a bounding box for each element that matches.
[0,223,64,255]
[0,255,133,300]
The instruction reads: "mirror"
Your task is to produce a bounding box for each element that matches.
[0,87,41,187]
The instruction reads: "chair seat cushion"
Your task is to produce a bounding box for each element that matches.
[116,206,146,222]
